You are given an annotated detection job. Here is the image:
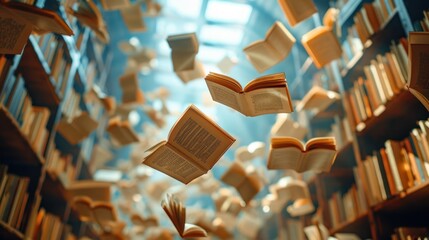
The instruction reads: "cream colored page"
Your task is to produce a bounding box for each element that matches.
[244,41,281,72]
[143,144,206,184]
[205,81,244,113]
[245,87,293,116]
[0,6,33,54]
[120,5,146,31]
[268,147,301,170]
[183,223,207,237]
[266,23,295,59]
[300,149,337,173]
[169,106,235,170]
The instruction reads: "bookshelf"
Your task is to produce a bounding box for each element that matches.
[0,0,111,237]
[290,0,429,239]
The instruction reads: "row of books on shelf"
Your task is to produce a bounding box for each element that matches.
[32,208,76,240]
[327,179,368,229]
[390,227,429,240]
[339,0,397,67]
[346,38,408,130]
[413,9,429,32]
[45,145,76,187]
[0,74,51,156]
[36,33,73,98]
[0,165,31,232]
[329,115,353,150]
[361,119,429,206]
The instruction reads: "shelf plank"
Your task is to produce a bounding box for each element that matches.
[329,212,371,238]
[0,221,24,240]
[0,106,44,166]
[41,171,70,203]
[374,181,429,214]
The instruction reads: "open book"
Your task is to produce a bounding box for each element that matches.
[270,114,307,139]
[2,1,73,36]
[68,0,110,43]
[407,32,429,111]
[220,161,264,204]
[278,0,317,26]
[120,2,146,32]
[72,196,120,230]
[142,105,235,184]
[167,33,199,72]
[243,21,295,73]
[204,72,293,116]
[119,72,145,108]
[161,193,207,238]
[106,116,139,146]
[302,26,342,69]
[267,137,337,173]
[296,85,340,112]
[56,112,98,145]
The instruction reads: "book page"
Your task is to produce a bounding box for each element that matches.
[143,144,206,184]
[243,41,280,73]
[300,149,337,173]
[408,33,429,95]
[266,21,295,59]
[205,81,245,114]
[267,147,302,170]
[169,105,235,171]
[183,223,208,238]
[302,27,342,69]
[120,4,146,32]
[278,0,317,26]
[0,5,33,54]
[245,87,293,116]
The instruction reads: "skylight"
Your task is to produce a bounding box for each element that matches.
[165,0,202,19]
[200,25,244,45]
[205,1,253,24]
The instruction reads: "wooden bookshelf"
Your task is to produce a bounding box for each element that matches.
[0,221,24,240]
[356,90,429,144]
[0,106,44,166]
[341,10,406,85]
[329,212,371,238]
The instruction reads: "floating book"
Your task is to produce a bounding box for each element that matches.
[243,21,295,73]
[2,1,73,35]
[68,0,110,43]
[220,161,264,204]
[72,196,119,230]
[106,116,139,146]
[407,31,429,111]
[119,72,145,108]
[302,26,342,69]
[142,105,235,184]
[56,112,98,145]
[278,0,317,26]
[267,137,337,173]
[204,72,293,116]
[130,213,159,228]
[270,114,307,139]
[296,85,340,112]
[167,33,199,72]
[286,198,315,217]
[217,55,238,74]
[67,180,112,201]
[0,3,72,54]
[176,59,206,83]
[120,2,146,32]
[161,193,207,238]
[234,141,265,162]
[100,0,129,10]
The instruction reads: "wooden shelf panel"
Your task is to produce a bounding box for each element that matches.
[341,10,406,86]
[41,171,70,203]
[356,90,429,145]
[18,37,60,107]
[329,212,371,238]
[374,182,429,214]
[0,106,44,166]
[0,221,24,240]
